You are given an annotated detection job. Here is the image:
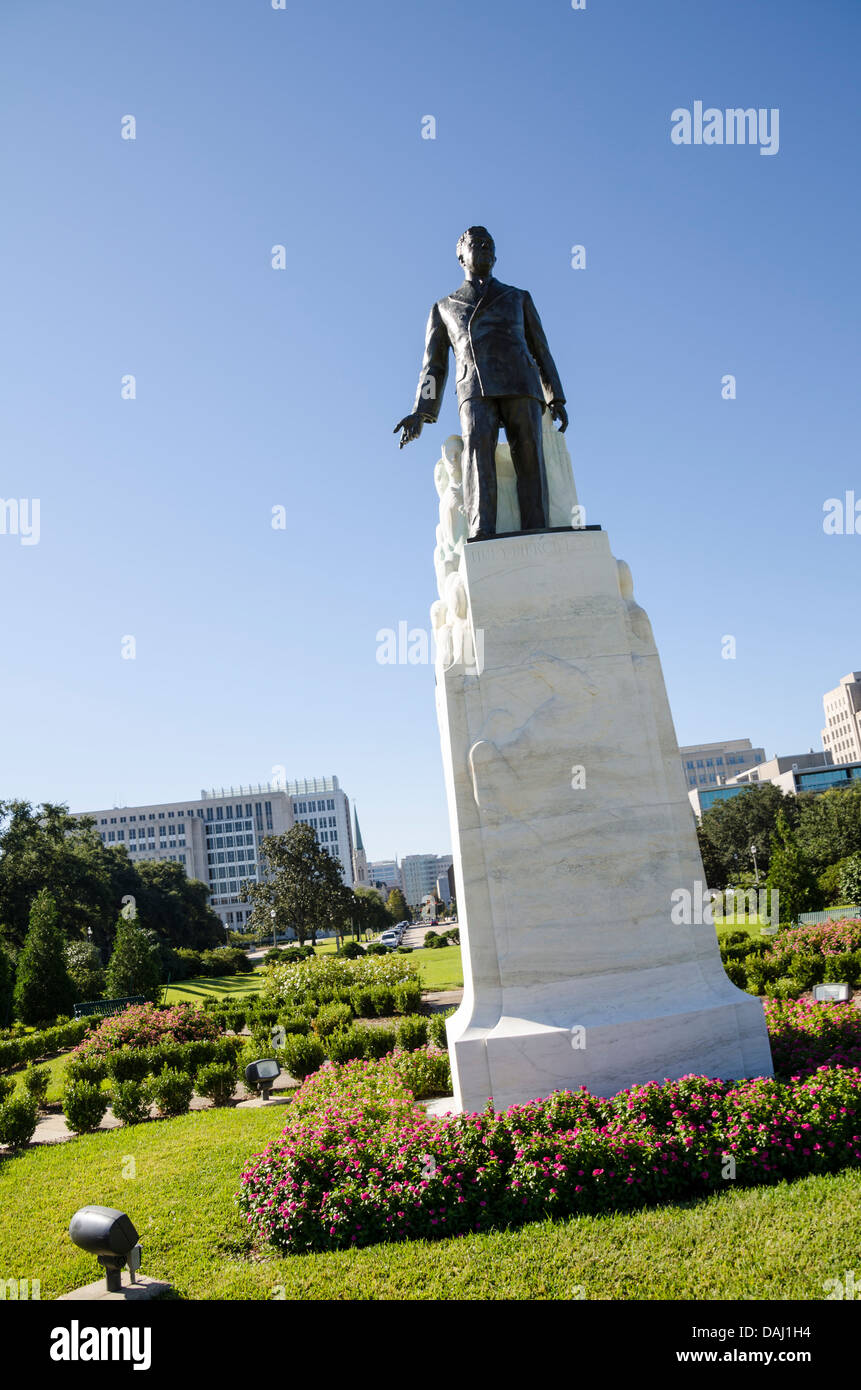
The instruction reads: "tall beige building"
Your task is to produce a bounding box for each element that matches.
[822,672,861,765]
[678,738,765,791]
[76,775,356,931]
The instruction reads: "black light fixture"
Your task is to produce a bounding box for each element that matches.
[68,1206,142,1294]
[244,1057,281,1101]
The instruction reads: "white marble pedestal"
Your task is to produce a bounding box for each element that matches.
[436,526,773,1112]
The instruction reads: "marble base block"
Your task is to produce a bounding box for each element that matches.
[436,527,773,1113]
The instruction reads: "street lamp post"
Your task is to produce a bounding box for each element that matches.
[270,909,276,951]
[750,844,760,886]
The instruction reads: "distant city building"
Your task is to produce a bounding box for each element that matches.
[401,854,454,908]
[76,775,356,931]
[727,750,861,797]
[822,672,861,766]
[689,749,861,817]
[367,860,401,896]
[435,873,453,905]
[679,738,765,790]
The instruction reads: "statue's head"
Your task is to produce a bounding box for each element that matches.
[456,226,496,278]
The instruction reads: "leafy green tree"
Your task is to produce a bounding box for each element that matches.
[386,888,409,923]
[65,940,106,1002]
[797,787,861,875]
[244,824,351,946]
[0,942,14,1028]
[13,890,75,1024]
[766,812,822,925]
[131,860,223,950]
[105,913,163,999]
[0,800,135,953]
[696,784,798,890]
[353,887,392,939]
[838,852,861,906]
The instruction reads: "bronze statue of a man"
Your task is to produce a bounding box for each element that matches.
[395,227,568,541]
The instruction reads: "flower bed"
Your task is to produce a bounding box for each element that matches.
[72,1002,220,1058]
[764,997,861,1075]
[238,1051,861,1255]
[765,918,861,959]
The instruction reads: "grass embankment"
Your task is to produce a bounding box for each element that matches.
[0,1104,857,1300]
[163,972,264,1005]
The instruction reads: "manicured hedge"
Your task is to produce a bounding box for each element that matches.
[0,1017,90,1072]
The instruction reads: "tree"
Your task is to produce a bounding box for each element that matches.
[0,800,134,953]
[386,887,409,924]
[105,913,163,999]
[0,800,224,957]
[13,890,75,1024]
[65,940,106,1002]
[132,860,223,950]
[838,852,861,906]
[353,887,393,939]
[244,824,352,946]
[796,786,861,875]
[696,784,798,890]
[766,812,822,926]
[0,942,14,1028]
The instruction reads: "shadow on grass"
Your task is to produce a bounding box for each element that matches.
[166,976,261,1000]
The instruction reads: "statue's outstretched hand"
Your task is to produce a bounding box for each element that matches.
[394,412,425,448]
[549,401,568,433]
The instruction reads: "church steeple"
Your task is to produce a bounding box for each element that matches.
[351,805,368,885]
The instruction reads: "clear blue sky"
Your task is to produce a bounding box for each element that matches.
[1,0,859,862]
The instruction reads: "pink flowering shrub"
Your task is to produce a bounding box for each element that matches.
[73,1002,220,1058]
[764,996,861,1074]
[766,918,861,960]
[237,1044,861,1255]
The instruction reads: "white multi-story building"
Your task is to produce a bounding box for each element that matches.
[401,854,454,908]
[367,860,402,896]
[283,776,354,881]
[679,738,766,790]
[822,673,861,766]
[77,775,355,931]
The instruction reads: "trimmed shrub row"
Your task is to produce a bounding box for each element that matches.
[0,1017,90,1073]
[65,1035,245,1087]
[721,946,861,998]
[60,1057,247,1134]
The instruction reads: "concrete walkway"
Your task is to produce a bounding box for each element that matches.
[3,1072,299,1150]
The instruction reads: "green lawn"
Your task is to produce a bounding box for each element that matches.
[164,971,264,1004]
[414,943,463,991]
[6,1049,75,1106]
[1,1104,858,1299]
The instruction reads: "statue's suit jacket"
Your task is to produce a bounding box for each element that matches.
[413,277,565,424]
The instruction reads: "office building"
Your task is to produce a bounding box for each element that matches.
[822,672,861,766]
[401,854,454,908]
[77,774,355,931]
[679,738,765,790]
[367,860,402,896]
[689,749,861,817]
